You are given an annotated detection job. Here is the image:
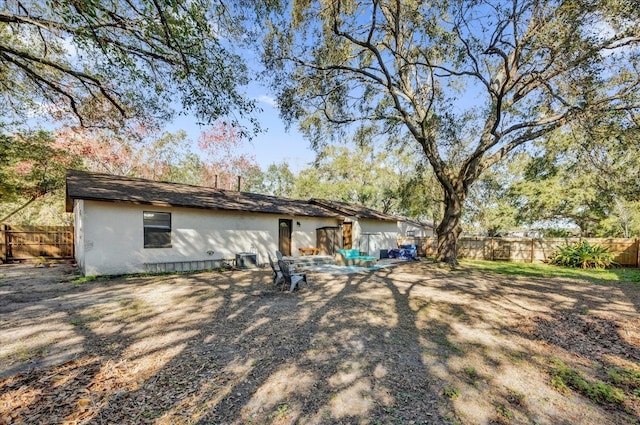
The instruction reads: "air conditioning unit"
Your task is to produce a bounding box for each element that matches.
[235,252,257,269]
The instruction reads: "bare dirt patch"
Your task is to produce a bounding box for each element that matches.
[1,262,639,424]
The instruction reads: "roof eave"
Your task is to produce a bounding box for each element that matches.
[68,195,345,219]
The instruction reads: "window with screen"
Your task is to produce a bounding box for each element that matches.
[143,211,171,248]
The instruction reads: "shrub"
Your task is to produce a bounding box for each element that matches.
[550,241,616,269]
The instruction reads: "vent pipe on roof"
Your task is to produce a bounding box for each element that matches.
[237,176,241,191]
[214,174,218,188]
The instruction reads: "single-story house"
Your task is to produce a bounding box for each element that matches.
[398,217,435,237]
[65,170,400,276]
[308,198,400,257]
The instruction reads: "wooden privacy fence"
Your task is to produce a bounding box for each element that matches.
[398,236,640,268]
[0,225,74,262]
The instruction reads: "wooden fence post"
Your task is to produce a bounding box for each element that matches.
[530,238,534,264]
[636,238,640,269]
[0,224,5,262]
[494,237,499,261]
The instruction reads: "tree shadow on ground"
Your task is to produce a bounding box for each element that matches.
[2,261,640,424]
[1,264,449,424]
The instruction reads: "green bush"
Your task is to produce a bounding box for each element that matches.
[550,241,616,269]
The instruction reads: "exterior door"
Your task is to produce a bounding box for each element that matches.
[342,222,353,249]
[278,219,292,256]
[316,227,343,255]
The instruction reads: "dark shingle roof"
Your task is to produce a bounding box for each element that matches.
[400,217,435,229]
[65,170,343,218]
[308,198,398,222]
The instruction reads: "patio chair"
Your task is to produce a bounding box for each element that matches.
[275,250,283,261]
[268,253,284,286]
[278,259,307,292]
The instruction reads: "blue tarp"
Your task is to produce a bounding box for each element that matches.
[388,244,418,261]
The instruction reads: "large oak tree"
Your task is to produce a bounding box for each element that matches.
[263,0,640,262]
[0,0,263,130]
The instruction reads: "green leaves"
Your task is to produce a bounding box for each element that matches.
[0,131,81,222]
[0,0,258,132]
[550,241,616,269]
[0,131,77,200]
[291,143,403,214]
[505,112,640,237]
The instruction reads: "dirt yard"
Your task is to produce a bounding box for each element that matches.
[1,261,639,424]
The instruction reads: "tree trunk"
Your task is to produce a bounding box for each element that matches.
[435,189,464,264]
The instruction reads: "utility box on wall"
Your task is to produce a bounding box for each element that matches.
[236,252,257,269]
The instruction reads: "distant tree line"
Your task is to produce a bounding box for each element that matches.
[2,122,639,240]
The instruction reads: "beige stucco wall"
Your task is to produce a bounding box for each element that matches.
[77,200,339,276]
[353,218,399,257]
[73,200,85,272]
[398,221,434,237]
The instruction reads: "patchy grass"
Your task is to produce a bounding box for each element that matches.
[3,345,49,363]
[268,404,290,420]
[71,267,232,285]
[2,262,639,424]
[71,274,111,284]
[550,358,626,405]
[443,387,461,399]
[463,367,479,381]
[460,259,640,283]
[495,403,513,419]
[607,366,640,396]
[69,314,102,327]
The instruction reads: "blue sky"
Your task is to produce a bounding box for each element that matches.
[169,88,317,173]
[241,93,317,172]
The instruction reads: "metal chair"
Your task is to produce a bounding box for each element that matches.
[268,253,284,286]
[278,259,307,292]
